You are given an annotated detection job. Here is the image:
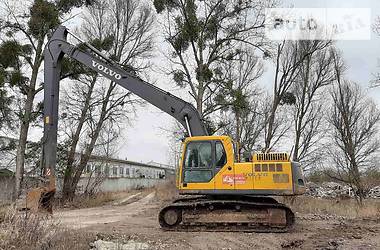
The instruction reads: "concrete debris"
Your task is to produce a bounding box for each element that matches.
[90,239,149,250]
[281,239,304,248]
[297,213,347,221]
[306,182,353,198]
[306,182,380,199]
[368,186,380,199]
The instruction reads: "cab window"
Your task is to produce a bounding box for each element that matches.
[215,141,226,167]
[184,141,212,168]
[183,141,212,183]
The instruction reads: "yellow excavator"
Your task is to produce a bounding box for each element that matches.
[160,136,305,232]
[27,26,305,232]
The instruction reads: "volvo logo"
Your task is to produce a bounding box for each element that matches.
[92,60,122,80]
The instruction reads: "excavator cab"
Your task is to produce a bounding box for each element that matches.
[175,136,306,195]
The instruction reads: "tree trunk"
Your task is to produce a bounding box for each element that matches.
[264,97,279,150]
[235,111,241,161]
[292,130,301,161]
[13,40,43,200]
[293,110,304,161]
[293,56,309,162]
[196,88,204,118]
[62,77,97,201]
[14,113,30,199]
[64,83,113,199]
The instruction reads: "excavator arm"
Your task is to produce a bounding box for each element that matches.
[43,25,207,176]
[27,25,207,212]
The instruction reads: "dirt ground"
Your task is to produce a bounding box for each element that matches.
[54,192,380,250]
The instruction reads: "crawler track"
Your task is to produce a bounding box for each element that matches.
[159,196,294,233]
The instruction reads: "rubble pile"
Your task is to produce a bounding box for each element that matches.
[368,186,380,199]
[306,182,380,199]
[90,240,149,250]
[306,182,353,198]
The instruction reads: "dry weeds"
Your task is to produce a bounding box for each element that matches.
[0,205,9,224]
[283,196,380,219]
[0,207,94,250]
[154,177,178,202]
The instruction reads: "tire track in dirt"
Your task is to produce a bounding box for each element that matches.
[54,192,156,229]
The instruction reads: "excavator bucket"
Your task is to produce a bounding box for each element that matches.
[25,174,56,213]
[26,187,55,213]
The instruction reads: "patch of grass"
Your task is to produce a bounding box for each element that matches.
[282,196,380,219]
[0,208,94,250]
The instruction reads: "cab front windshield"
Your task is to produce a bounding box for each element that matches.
[182,140,227,183]
[183,141,212,183]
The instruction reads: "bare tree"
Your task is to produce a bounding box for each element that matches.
[264,40,330,150]
[60,0,154,200]
[220,97,268,156]
[327,79,380,205]
[238,99,267,154]
[154,0,277,123]
[0,0,51,199]
[371,16,380,87]
[291,42,335,170]
[0,0,92,199]
[217,48,263,159]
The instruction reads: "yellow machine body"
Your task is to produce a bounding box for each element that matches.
[177,136,305,196]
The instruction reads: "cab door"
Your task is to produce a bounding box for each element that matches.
[213,140,234,190]
[181,141,214,190]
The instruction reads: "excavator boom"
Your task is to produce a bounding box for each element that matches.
[28,25,207,212]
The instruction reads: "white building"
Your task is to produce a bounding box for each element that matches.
[0,136,174,180]
[78,154,174,179]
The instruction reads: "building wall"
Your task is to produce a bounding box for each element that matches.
[0,176,14,201]
[82,177,166,192]
[82,161,169,179]
[56,177,166,194]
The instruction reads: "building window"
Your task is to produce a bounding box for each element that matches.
[126,168,130,176]
[113,167,118,176]
[120,167,124,175]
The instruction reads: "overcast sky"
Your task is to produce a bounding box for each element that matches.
[10,0,380,166]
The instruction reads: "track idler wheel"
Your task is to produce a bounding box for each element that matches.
[159,207,182,228]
